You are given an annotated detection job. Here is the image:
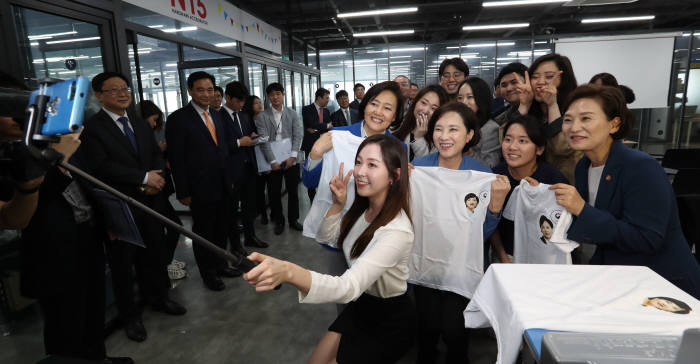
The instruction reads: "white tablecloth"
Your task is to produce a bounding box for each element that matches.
[464,264,700,364]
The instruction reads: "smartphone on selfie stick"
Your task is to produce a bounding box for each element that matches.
[23,77,260,274]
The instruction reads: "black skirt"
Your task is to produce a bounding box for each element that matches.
[329,292,415,364]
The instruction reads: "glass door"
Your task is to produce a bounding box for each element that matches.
[248,61,264,101]
[179,58,242,107]
[130,34,182,118]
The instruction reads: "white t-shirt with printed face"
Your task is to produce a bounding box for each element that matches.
[303,130,363,240]
[503,179,579,265]
[409,166,496,299]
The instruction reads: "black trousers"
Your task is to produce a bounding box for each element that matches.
[256,173,269,217]
[414,285,471,364]
[190,195,231,278]
[39,234,106,360]
[268,164,300,224]
[157,196,182,263]
[106,206,170,322]
[231,165,258,243]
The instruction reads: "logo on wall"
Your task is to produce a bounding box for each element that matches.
[171,0,208,25]
[335,83,340,88]
[153,78,161,86]
[65,59,77,70]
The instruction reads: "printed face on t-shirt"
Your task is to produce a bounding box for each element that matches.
[643,297,691,314]
[540,218,553,241]
[464,193,479,213]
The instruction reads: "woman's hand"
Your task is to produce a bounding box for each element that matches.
[244,252,290,292]
[329,162,353,207]
[413,113,429,139]
[516,72,534,115]
[537,83,558,108]
[309,132,333,160]
[549,183,585,216]
[489,175,512,214]
[523,176,539,186]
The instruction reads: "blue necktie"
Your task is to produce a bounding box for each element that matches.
[117,116,138,152]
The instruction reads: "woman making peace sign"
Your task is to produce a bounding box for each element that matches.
[245,134,416,363]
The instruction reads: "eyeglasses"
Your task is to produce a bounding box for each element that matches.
[101,87,132,95]
[440,72,465,80]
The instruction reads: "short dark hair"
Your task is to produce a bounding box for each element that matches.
[589,72,619,87]
[266,82,284,95]
[91,72,130,92]
[353,83,365,92]
[315,88,330,100]
[214,85,223,96]
[529,53,577,112]
[336,90,349,99]
[225,81,249,100]
[187,71,215,90]
[647,297,692,314]
[358,81,404,128]
[465,193,479,204]
[496,62,528,86]
[619,85,636,104]
[564,84,635,140]
[439,58,469,79]
[137,100,164,130]
[459,78,493,127]
[427,101,480,153]
[393,84,449,141]
[410,83,418,88]
[503,114,547,160]
[539,215,553,228]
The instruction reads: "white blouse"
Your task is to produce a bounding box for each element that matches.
[299,210,414,304]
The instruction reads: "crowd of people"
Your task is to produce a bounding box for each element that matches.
[0,50,699,364]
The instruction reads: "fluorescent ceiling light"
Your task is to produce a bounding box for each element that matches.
[463,23,529,31]
[28,31,77,40]
[354,29,414,37]
[465,42,515,48]
[148,25,164,28]
[165,63,178,67]
[390,61,411,64]
[30,42,39,46]
[319,51,346,56]
[338,7,418,18]
[215,42,237,47]
[534,41,549,44]
[483,0,569,7]
[389,47,425,52]
[581,15,654,24]
[163,26,197,33]
[46,36,100,44]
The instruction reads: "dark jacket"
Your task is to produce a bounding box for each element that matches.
[331,107,359,127]
[568,140,700,299]
[217,107,258,182]
[301,103,332,153]
[165,103,235,203]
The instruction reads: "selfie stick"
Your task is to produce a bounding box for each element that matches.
[22,79,259,274]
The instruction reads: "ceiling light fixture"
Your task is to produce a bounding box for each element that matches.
[28,31,78,40]
[338,7,418,18]
[354,29,415,37]
[483,0,569,7]
[319,51,346,56]
[581,15,655,24]
[463,23,529,31]
[215,42,237,47]
[46,36,100,44]
[163,26,197,33]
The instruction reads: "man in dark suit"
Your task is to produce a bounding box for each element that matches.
[349,83,365,114]
[81,72,185,343]
[331,90,359,127]
[166,72,242,292]
[301,88,332,202]
[219,81,269,250]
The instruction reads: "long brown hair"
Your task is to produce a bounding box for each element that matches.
[393,85,449,141]
[337,134,412,259]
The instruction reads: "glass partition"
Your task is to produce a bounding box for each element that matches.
[133,35,182,118]
[426,43,459,85]
[320,49,352,104]
[389,46,426,88]
[248,61,264,99]
[283,69,293,108]
[293,72,303,117]
[354,46,389,90]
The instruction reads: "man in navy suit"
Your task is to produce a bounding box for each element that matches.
[219,81,269,250]
[349,83,364,113]
[330,90,359,126]
[81,72,185,343]
[301,88,332,202]
[166,72,241,292]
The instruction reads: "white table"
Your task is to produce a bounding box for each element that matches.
[464,264,700,364]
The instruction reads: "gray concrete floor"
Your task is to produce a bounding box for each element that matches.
[0,186,498,364]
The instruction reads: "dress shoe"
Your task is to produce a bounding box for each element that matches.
[245,236,269,248]
[260,214,269,225]
[124,319,146,342]
[103,356,134,364]
[202,275,225,291]
[289,221,303,231]
[274,221,284,235]
[217,267,242,278]
[151,298,187,315]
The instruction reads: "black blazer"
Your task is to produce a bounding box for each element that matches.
[80,109,164,200]
[165,103,235,203]
[349,99,361,111]
[301,103,332,153]
[217,107,258,182]
[568,140,700,299]
[331,107,359,127]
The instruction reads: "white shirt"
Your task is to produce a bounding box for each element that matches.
[303,130,363,239]
[340,107,350,123]
[222,104,246,147]
[305,122,369,172]
[299,209,414,304]
[190,102,213,130]
[409,166,496,299]
[272,106,283,141]
[101,107,147,185]
[503,179,579,265]
[588,164,605,206]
